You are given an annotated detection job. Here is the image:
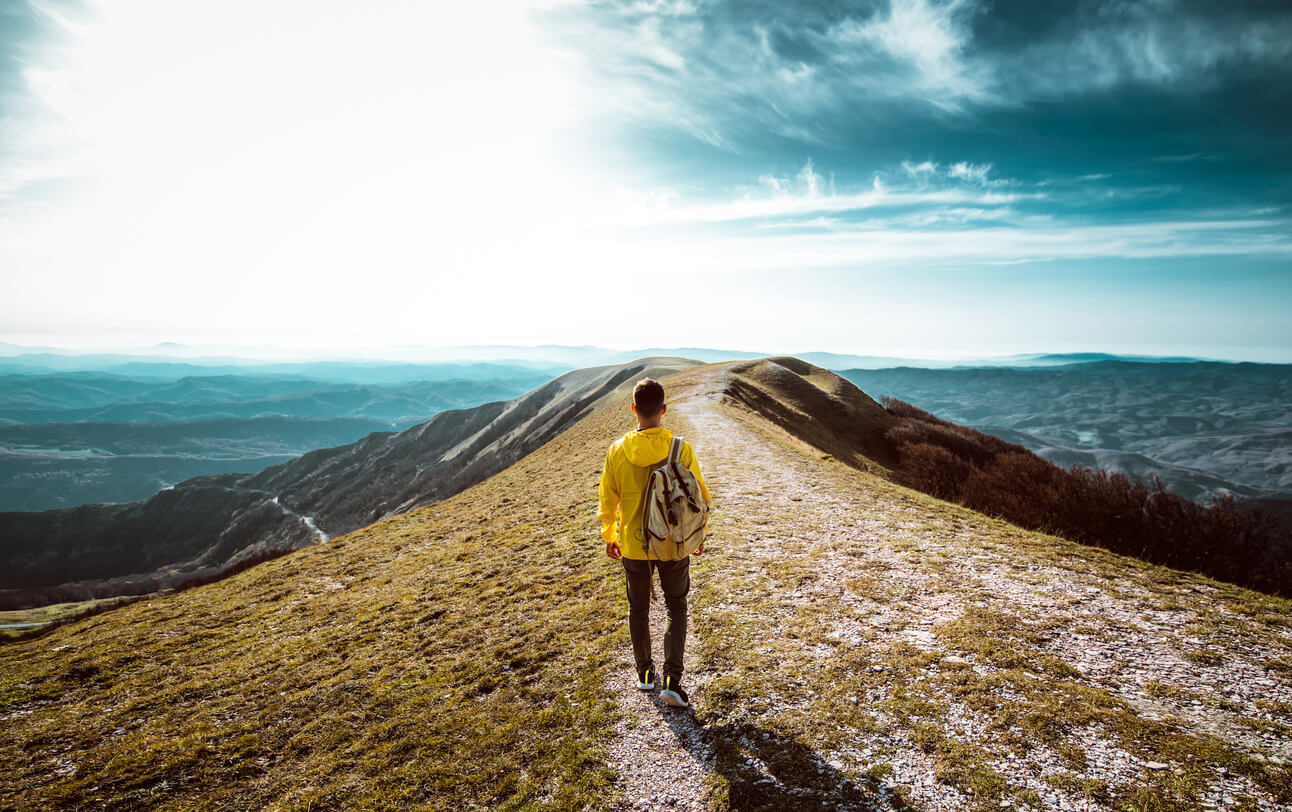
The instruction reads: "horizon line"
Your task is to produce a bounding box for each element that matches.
[0,337,1287,366]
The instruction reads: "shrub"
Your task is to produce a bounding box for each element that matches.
[893,443,973,501]
[882,398,1292,597]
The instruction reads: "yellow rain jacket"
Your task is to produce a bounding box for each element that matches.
[598,427,711,560]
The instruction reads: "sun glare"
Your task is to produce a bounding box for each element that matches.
[4,0,602,344]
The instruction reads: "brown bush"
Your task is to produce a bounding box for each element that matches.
[893,442,973,501]
[882,398,1292,597]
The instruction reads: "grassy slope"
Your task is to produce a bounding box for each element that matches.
[0,598,136,640]
[0,367,656,810]
[3,360,1290,810]
[686,366,1292,811]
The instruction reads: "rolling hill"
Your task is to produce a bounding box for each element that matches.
[2,358,1289,810]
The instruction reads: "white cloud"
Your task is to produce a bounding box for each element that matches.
[796,159,824,197]
[592,158,1289,271]
[947,161,991,183]
[901,160,939,180]
[632,16,687,70]
[605,158,1039,227]
[826,0,989,107]
[639,216,1292,277]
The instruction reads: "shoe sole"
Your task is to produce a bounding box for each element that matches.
[636,681,654,690]
[659,690,688,708]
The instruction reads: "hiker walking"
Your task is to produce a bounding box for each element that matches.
[598,377,711,708]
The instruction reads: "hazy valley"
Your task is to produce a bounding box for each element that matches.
[840,361,1292,505]
[0,363,559,510]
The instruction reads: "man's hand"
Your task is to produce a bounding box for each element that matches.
[606,541,622,560]
[692,542,705,556]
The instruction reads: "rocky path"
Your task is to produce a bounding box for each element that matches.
[602,380,721,811]
[604,607,712,811]
[603,369,1292,810]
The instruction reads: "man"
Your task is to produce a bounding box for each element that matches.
[598,377,711,708]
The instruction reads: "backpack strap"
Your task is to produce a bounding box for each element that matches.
[668,436,683,464]
[667,436,699,510]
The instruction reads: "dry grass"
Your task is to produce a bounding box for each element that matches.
[0,371,675,810]
[682,384,1292,811]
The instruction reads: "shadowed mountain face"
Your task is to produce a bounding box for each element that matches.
[241,357,697,536]
[0,358,697,597]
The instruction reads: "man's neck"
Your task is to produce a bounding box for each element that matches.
[636,422,662,431]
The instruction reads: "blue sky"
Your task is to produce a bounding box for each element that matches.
[1,0,1289,360]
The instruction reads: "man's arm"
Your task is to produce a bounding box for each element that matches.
[597,446,622,559]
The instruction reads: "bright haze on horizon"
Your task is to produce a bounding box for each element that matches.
[1,1,1289,362]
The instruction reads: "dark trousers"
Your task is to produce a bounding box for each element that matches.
[622,557,690,681]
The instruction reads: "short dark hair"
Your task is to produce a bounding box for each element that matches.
[633,378,665,418]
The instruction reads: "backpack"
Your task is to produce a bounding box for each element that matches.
[643,436,708,561]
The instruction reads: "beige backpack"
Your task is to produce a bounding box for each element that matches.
[643,436,708,560]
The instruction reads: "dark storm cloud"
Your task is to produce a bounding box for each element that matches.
[538,0,1291,166]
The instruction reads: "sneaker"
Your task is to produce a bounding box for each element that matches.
[635,666,655,690]
[659,675,689,708]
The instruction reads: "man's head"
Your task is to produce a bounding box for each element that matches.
[631,377,666,427]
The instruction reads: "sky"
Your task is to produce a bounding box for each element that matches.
[0,0,1289,361]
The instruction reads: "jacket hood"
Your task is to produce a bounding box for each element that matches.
[622,427,673,467]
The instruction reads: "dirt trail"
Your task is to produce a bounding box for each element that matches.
[604,368,1292,811]
[604,371,877,810]
[601,379,722,811]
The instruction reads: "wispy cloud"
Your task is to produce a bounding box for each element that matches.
[656,215,1292,276]
[0,1,86,208]
[901,160,999,187]
[1002,4,1292,97]
[539,0,1292,154]
[825,0,990,108]
[601,157,1291,274]
[609,159,1033,226]
[947,161,992,184]
[1151,153,1223,163]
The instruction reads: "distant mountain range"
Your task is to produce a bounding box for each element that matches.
[0,340,1233,374]
[839,360,1292,504]
[0,357,696,599]
[0,355,568,383]
[0,367,559,510]
[0,371,555,424]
